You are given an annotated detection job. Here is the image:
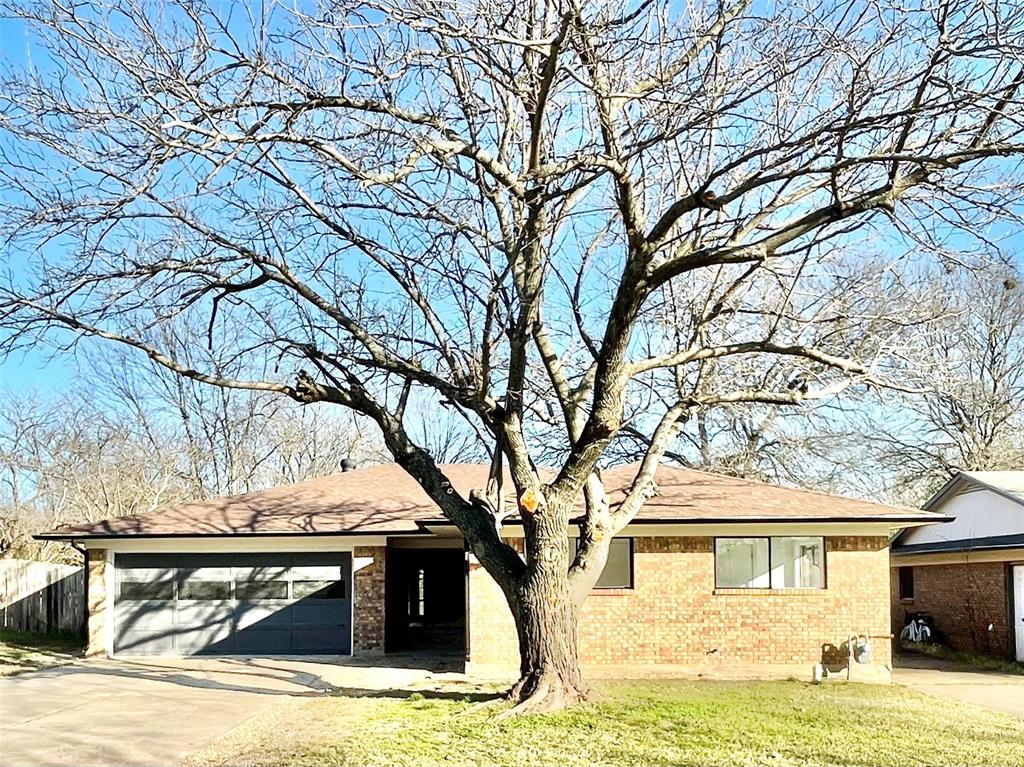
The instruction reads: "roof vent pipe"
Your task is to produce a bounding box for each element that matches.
[340,458,358,472]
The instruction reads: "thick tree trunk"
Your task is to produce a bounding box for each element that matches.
[504,570,588,713]
[500,505,593,715]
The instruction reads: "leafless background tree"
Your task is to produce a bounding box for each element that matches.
[1,336,387,562]
[0,390,188,563]
[854,267,1024,502]
[617,262,1024,500]
[88,323,388,494]
[1,0,1022,710]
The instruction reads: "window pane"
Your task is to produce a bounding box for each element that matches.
[715,538,770,588]
[179,580,231,600]
[898,567,914,599]
[119,580,174,600]
[235,581,288,600]
[770,537,825,589]
[594,539,632,589]
[292,580,346,600]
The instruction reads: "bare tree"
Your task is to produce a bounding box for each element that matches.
[1,336,386,562]
[863,267,1024,502]
[614,253,944,491]
[0,392,188,563]
[405,399,491,464]
[87,326,386,496]
[640,265,1024,502]
[619,402,862,488]
[1,0,1022,710]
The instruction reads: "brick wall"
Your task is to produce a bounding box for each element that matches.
[468,535,892,674]
[467,552,516,666]
[86,548,107,656]
[353,545,386,653]
[890,561,1011,659]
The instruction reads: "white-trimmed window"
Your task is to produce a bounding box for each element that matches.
[715,537,825,589]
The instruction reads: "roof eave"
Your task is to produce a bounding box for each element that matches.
[892,533,1024,556]
[920,473,968,512]
[33,528,429,541]
[37,515,950,542]
[422,514,950,527]
[921,471,1024,512]
[958,473,1024,509]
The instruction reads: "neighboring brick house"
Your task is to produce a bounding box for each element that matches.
[38,463,945,680]
[891,471,1024,662]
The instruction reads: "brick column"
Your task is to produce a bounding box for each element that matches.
[353,546,386,654]
[86,549,108,656]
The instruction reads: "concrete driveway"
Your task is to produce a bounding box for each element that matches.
[893,654,1024,717]
[0,655,451,767]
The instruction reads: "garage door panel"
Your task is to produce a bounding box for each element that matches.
[289,565,343,580]
[178,566,233,599]
[178,565,233,578]
[117,630,176,655]
[292,628,346,652]
[118,566,176,582]
[233,565,290,581]
[232,627,292,653]
[236,601,291,628]
[175,602,234,626]
[116,600,176,631]
[291,601,346,626]
[114,552,351,656]
[177,625,236,654]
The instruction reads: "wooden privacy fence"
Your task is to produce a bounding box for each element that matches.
[0,558,84,634]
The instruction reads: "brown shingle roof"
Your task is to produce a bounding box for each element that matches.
[37,463,942,539]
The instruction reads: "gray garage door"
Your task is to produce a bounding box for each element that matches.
[113,552,351,656]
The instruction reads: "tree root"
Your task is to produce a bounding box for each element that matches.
[464,696,508,715]
[496,670,591,718]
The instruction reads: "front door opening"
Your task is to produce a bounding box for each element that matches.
[385,546,466,655]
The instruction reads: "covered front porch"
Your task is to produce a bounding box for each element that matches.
[384,538,467,658]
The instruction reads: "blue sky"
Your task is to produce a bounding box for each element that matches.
[0,345,75,394]
[0,14,62,393]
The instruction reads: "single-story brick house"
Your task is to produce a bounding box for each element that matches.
[39,463,946,679]
[891,471,1024,662]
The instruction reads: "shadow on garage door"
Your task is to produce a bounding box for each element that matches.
[113,552,352,655]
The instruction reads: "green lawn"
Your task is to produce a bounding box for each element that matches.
[186,679,1024,767]
[0,628,83,676]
